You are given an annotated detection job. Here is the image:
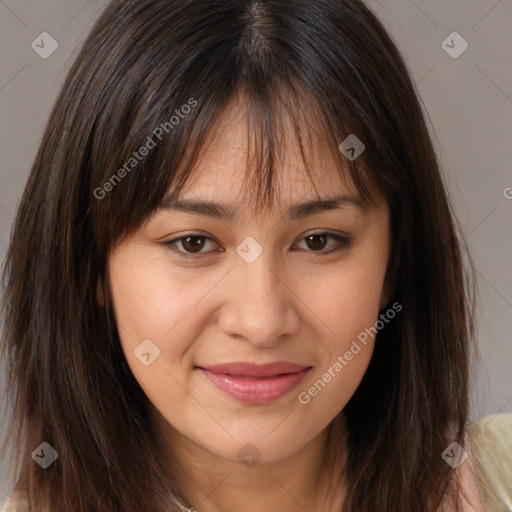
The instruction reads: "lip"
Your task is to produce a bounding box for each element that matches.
[200,362,309,377]
[197,362,311,404]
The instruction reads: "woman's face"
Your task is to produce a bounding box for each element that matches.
[105,99,391,466]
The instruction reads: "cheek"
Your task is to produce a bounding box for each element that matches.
[303,256,387,347]
[294,245,387,408]
[108,248,248,418]
[107,252,210,412]
[107,250,217,351]
[294,271,380,419]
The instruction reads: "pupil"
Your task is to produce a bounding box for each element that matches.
[307,234,326,251]
[183,236,204,252]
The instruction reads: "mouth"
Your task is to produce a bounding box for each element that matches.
[196,362,311,405]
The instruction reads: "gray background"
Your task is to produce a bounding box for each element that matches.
[1,0,511,502]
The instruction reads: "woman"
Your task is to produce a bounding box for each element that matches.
[1,0,511,511]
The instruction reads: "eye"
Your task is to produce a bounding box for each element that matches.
[292,232,352,254]
[164,231,352,260]
[165,233,221,259]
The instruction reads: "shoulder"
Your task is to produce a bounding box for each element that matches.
[1,497,17,512]
[468,413,512,511]
[1,491,29,512]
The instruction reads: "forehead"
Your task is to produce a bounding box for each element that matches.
[174,96,359,209]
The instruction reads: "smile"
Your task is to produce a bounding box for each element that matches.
[196,362,311,405]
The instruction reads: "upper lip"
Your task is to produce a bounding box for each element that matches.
[198,362,310,378]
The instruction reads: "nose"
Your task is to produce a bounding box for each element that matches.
[217,250,301,348]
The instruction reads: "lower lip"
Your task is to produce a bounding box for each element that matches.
[198,368,310,404]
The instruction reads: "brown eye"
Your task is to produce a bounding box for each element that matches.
[181,235,207,253]
[165,234,221,259]
[294,232,352,254]
[304,234,328,251]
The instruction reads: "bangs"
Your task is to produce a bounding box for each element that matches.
[91,79,380,252]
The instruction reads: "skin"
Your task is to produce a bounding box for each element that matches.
[101,96,482,511]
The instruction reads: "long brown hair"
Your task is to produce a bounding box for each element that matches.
[1,0,478,510]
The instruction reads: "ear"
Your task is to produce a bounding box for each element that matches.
[379,290,389,311]
[97,276,105,307]
[379,275,394,311]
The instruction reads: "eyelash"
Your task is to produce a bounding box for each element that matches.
[164,232,352,260]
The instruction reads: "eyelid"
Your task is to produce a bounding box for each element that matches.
[163,230,353,259]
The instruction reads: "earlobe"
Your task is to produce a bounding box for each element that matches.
[379,279,393,311]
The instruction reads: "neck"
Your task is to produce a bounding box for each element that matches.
[152,411,349,512]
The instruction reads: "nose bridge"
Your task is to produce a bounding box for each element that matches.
[218,240,300,346]
[238,247,280,302]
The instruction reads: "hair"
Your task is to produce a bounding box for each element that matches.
[0,0,478,511]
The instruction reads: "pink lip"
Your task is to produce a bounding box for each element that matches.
[197,362,311,404]
[201,361,309,377]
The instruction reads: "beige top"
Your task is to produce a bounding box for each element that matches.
[468,413,512,510]
[2,414,511,511]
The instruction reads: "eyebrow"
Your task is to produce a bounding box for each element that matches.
[157,193,366,221]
